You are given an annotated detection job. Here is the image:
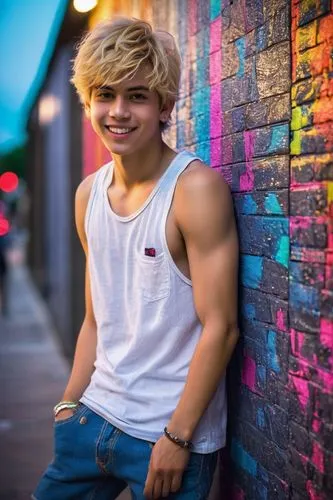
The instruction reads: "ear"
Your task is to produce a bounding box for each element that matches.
[84,102,91,119]
[160,99,175,123]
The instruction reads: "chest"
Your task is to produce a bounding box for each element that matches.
[104,184,190,280]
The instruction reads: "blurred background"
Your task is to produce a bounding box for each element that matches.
[0,0,332,499]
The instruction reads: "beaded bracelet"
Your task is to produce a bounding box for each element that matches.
[53,401,79,417]
[164,427,192,449]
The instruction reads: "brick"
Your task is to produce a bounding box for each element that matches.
[233,419,288,480]
[245,0,264,32]
[321,289,333,320]
[238,215,289,260]
[291,103,315,131]
[290,246,326,263]
[253,124,290,157]
[287,464,308,495]
[289,376,315,427]
[245,29,256,57]
[267,6,290,45]
[290,216,327,248]
[289,447,309,476]
[266,371,290,410]
[318,13,333,44]
[290,261,325,289]
[221,77,234,111]
[296,20,318,51]
[290,306,321,333]
[263,0,289,19]
[289,355,318,382]
[234,190,288,216]
[290,186,327,215]
[291,75,326,106]
[262,259,289,298]
[222,42,240,79]
[241,288,274,324]
[298,0,331,27]
[253,155,289,190]
[256,42,290,98]
[295,44,333,81]
[223,106,246,135]
[241,318,270,344]
[291,154,333,183]
[233,462,290,500]
[221,2,246,44]
[255,22,269,52]
[245,93,290,129]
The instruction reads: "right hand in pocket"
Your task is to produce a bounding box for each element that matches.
[54,407,76,422]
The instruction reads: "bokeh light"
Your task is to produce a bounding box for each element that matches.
[0,217,10,236]
[0,172,19,193]
[73,0,97,13]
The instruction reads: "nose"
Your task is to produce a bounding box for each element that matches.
[109,96,130,120]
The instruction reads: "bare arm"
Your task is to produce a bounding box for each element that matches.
[60,174,97,404]
[168,163,239,438]
[144,163,239,499]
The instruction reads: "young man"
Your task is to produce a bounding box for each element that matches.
[33,17,239,500]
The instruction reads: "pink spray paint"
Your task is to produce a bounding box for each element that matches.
[276,309,287,332]
[290,375,310,411]
[240,130,255,191]
[241,355,256,391]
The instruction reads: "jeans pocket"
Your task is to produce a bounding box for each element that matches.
[53,402,87,427]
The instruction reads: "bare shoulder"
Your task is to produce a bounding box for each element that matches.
[175,160,233,219]
[75,172,97,208]
[175,160,237,254]
[75,172,97,251]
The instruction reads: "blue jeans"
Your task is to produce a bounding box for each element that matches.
[33,403,218,500]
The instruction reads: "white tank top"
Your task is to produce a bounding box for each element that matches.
[81,150,227,453]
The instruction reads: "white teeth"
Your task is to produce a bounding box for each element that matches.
[107,127,133,134]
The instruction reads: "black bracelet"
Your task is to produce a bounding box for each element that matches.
[164,427,192,449]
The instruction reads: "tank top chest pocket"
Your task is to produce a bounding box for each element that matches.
[138,253,170,301]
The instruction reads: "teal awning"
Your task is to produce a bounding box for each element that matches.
[0,0,68,156]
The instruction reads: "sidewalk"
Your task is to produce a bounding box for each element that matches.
[0,250,70,499]
[0,249,130,500]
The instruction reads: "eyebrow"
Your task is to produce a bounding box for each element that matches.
[96,85,150,92]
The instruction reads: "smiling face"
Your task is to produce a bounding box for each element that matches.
[87,65,173,157]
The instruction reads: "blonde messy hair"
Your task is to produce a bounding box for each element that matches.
[71,17,181,108]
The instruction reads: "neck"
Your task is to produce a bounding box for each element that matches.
[111,140,175,189]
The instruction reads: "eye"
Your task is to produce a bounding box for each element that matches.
[96,91,114,100]
[129,93,147,101]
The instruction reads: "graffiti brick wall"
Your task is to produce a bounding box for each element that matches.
[289,1,333,499]
[151,1,332,499]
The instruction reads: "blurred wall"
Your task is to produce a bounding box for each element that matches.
[28,42,85,358]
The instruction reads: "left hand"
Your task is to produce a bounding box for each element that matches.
[144,435,190,499]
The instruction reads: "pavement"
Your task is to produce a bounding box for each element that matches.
[0,246,130,500]
[0,245,220,500]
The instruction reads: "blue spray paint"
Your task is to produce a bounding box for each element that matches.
[257,365,266,386]
[289,282,320,311]
[268,124,289,154]
[231,438,258,476]
[241,255,263,289]
[275,235,289,268]
[267,330,280,373]
[256,408,266,429]
[264,193,283,214]
[243,194,258,214]
[235,37,246,77]
[210,0,221,20]
[243,303,256,319]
